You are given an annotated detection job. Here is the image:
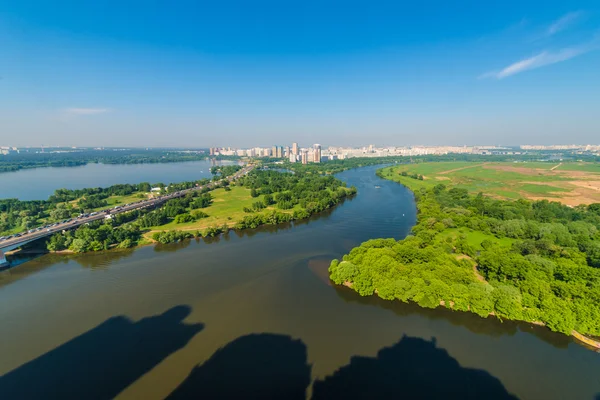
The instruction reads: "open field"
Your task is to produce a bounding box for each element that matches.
[383,161,600,205]
[143,185,325,238]
[436,228,515,251]
[145,186,264,233]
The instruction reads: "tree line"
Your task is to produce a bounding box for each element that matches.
[0,149,224,173]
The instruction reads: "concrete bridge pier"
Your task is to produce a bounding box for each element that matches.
[0,250,8,268]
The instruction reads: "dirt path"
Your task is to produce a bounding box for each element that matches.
[439,163,486,175]
[550,163,563,171]
[455,254,487,283]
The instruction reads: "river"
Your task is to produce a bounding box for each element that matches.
[0,160,236,201]
[0,165,598,399]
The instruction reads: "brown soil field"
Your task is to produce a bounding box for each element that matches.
[483,164,600,205]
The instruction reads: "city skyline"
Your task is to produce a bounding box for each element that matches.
[2,1,600,147]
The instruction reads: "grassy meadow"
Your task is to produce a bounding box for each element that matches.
[381,160,600,205]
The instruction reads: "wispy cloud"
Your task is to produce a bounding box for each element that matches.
[64,108,110,115]
[480,39,599,79]
[548,11,582,36]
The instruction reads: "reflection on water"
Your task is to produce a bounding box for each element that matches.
[331,284,571,349]
[0,166,599,400]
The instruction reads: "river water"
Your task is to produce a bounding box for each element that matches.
[0,166,598,399]
[0,160,236,201]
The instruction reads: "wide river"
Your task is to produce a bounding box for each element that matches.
[0,160,235,201]
[0,165,599,399]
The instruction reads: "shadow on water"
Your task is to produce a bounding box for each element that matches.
[0,305,203,400]
[167,333,515,400]
[333,285,571,349]
[312,335,518,400]
[167,333,311,400]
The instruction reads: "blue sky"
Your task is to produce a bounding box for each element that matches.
[1,1,599,147]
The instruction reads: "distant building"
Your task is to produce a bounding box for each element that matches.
[292,142,299,155]
[301,150,308,165]
[289,154,296,163]
[313,144,322,163]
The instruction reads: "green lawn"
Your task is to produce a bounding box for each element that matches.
[146,185,261,232]
[556,163,600,173]
[436,228,515,251]
[106,193,148,206]
[519,183,569,196]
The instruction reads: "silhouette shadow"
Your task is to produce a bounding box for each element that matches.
[0,305,203,400]
[312,335,518,400]
[168,333,311,400]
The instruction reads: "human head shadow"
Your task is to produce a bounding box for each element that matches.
[168,333,311,400]
[312,335,518,400]
[0,305,203,400]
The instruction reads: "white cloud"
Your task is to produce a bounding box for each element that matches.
[548,11,582,36]
[480,40,598,79]
[64,108,110,115]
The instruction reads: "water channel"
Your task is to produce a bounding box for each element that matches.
[0,165,598,399]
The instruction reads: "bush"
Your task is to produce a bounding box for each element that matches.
[174,213,195,224]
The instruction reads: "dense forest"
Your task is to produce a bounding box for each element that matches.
[330,169,600,337]
[233,170,356,228]
[0,148,234,173]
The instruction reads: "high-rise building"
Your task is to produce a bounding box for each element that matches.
[272,146,277,158]
[284,146,290,157]
[301,150,308,165]
[292,142,299,155]
[313,144,322,163]
[289,153,296,163]
[276,146,283,158]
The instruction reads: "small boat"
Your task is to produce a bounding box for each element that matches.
[374,185,381,189]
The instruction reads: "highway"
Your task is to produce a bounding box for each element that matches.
[0,165,254,251]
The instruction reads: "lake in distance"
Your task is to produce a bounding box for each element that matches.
[0,160,236,201]
[0,164,599,399]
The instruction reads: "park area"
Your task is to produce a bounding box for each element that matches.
[384,161,600,206]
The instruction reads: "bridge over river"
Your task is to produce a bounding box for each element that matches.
[0,165,254,267]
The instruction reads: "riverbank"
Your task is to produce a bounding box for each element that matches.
[329,165,600,345]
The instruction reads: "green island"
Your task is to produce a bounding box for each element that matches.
[329,161,600,340]
[2,165,356,253]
